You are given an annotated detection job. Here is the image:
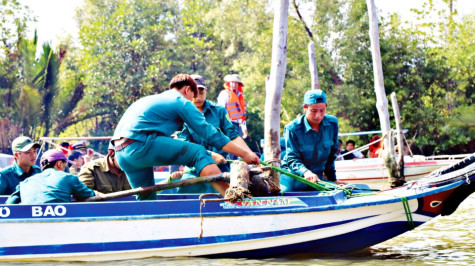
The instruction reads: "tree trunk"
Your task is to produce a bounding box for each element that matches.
[366,0,397,187]
[264,0,289,186]
[308,41,319,90]
[390,92,405,187]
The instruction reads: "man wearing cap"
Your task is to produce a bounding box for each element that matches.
[0,136,42,195]
[78,144,131,194]
[112,74,260,200]
[217,74,248,139]
[281,89,345,192]
[175,75,254,193]
[5,149,97,204]
[73,141,97,164]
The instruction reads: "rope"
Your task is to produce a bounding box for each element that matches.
[198,193,230,241]
[401,197,415,230]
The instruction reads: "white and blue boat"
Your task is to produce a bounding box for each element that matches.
[0,155,474,262]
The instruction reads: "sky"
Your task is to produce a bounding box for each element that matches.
[18,0,475,49]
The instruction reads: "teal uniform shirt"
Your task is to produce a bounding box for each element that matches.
[178,100,239,156]
[5,168,95,204]
[112,90,232,200]
[0,162,42,195]
[112,90,230,148]
[176,100,239,194]
[281,114,339,191]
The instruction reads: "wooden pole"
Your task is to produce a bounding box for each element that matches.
[390,92,405,186]
[264,0,289,186]
[366,0,398,187]
[308,41,319,90]
[85,173,230,202]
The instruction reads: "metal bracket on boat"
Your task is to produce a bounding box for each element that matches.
[466,174,471,185]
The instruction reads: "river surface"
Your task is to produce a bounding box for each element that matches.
[10,195,473,266]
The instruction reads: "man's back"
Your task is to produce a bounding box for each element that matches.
[16,168,95,204]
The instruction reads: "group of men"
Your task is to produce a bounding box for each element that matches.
[1,73,351,203]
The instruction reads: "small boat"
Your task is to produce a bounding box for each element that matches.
[336,154,469,188]
[1,155,474,262]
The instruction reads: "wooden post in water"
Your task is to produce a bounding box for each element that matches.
[390,92,405,186]
[308,41,319,90]
[366,0,399,187]
[264,0,289,186]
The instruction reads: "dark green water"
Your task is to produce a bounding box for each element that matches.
[8,196,474,265]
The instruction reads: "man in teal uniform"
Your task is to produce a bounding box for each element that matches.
[281,89,345,192]
[0,136,41,195]
[112,74,260,200]
[176,75,254,193]
[6,149,97,204]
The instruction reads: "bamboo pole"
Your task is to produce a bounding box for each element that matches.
[308,41,319,90]
[84,173,230,202]
[366,0,398,187]
[264,0,289,186]
[391,92,405,186]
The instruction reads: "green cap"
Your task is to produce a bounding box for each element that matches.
[12,136,41,153]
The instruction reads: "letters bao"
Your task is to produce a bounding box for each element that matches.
[32,205,67,217]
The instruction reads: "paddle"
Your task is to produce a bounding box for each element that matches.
[84,172,231,202]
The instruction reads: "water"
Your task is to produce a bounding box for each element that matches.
[7,196,474,265]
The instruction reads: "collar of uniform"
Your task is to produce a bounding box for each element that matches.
[99,155,112,173]
[12,161,26,176]
[201,100,211,114]
[303,114,328,132]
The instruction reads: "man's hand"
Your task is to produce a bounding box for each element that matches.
[334,180,347,185]
[303,170,321,183]
[170,171,184,180]
[211,152,227,165]
[241,151,260,165]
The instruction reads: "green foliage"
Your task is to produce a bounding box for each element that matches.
[1,0,473,156]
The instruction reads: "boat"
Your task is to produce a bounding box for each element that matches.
[0,154,474,262]
[335,154,469,189]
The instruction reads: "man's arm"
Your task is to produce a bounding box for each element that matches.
[283,127,309,177]
[78,164,96,190]
[324,121,339,182]
[5,185,21,204]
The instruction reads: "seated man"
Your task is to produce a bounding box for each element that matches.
[78,144,131,194]
[175,74,253,193]
[281,89,345,192]
[0,136,41,195]
[343,140,364,160]
[6,149,97,204]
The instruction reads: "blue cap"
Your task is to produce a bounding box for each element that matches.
[303,89,327,105]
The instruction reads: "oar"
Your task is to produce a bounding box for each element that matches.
[84,172,230,202]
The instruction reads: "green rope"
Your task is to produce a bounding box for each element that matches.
[258,161,332,192]
[401,197,415,230]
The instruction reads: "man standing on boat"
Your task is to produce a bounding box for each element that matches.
[281,89,345,191]
[111,74,260,200]
[0,136,41,195]
[175,74,254,193]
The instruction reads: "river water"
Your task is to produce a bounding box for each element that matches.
[8,195,474,265]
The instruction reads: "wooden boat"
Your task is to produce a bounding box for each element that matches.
[1,154,474,262]
[335,154,469,188]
